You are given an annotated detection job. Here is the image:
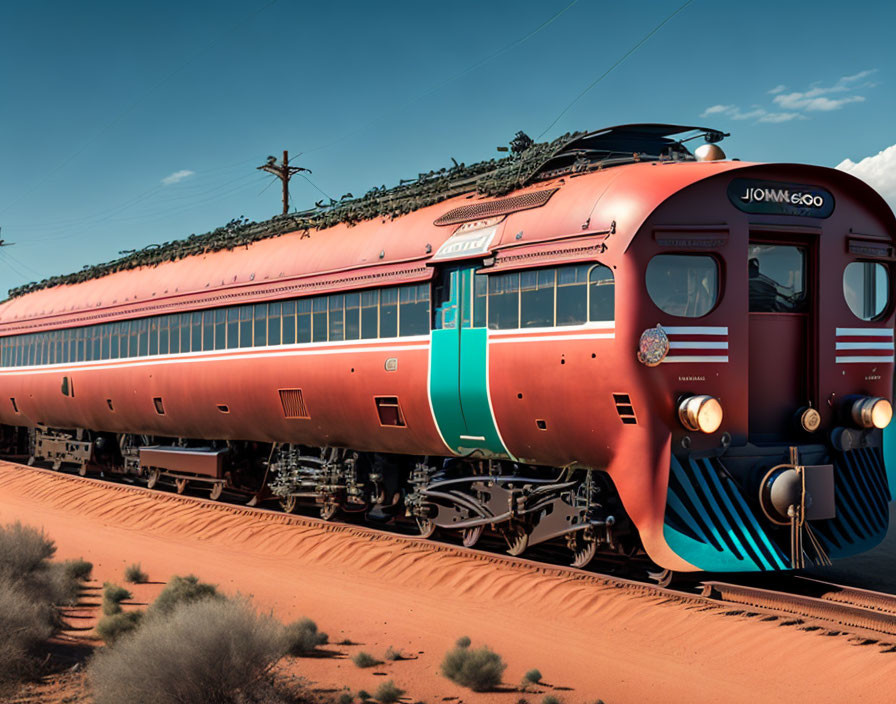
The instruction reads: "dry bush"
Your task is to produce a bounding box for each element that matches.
[95,611,143,645]
[384,645,402,661]
[90,597,287,704]
[284,617,328,656]
[147,574,222,618]
[101,583,132,616]
[441,642,507,692]
[351,651,381,668]
[0,578,55,690]
[124,563,148,584]
[64,557,93,582]
[373,680,405,704]
[0,522,56,577]
[541,696,562,704]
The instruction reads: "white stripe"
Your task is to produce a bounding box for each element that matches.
[662,326,728,335]
[835,328,894,337]
[0,342,429,375]
[836,355,895,364]
[490,333,615,344]
[669,341,728,350]
[489,321,615,336]
[836,342,895,350]
[662,355,729,363]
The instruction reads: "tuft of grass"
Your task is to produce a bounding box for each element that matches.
[374,680,405,704]
[124,563,148,584]
[0,522,55,576]
[441,643,507,692]
[384,645,403,661]
[357,691,371,701]
[523,668,542,684]
[351,651,382,669]
[284,617,328,656]
[337,692,354,704]
[89,597,286,704]
[101,583,132,616]
[455,635,471,649]
[95,611,143,645]
[64,557,93,582]
[146,575,221,619]
[541,696,562,704]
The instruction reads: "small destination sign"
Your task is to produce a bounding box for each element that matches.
[728,178,834,218]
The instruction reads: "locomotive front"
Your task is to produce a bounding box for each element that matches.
[626,163,896,572]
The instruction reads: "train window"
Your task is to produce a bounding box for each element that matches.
[211,309,224,350]
[328,295,345,342]
[489,271,520,330]
[253,304,267,347]
[646,254,718,318]
[589,264,615,322]
[380,288,398,338]
[281,301,296,344]
[169,316,181,355]
[191,312,202,352]
[844,261,890,321]
[520,269,555,328]
[297,299,312,343]
[345,293,360,340]
[239,305,253,347]
[556,264,589,326]
[748,244,807,313]
[160,316,171,356]
[312,298,327,342]
[268,302,281,346]
[225,308,238,348]
[399,284,429,336]
[474,274,487,327]
[361,291,378,339]
[148,318,159,356]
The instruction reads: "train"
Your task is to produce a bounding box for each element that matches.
[1,123,894,580]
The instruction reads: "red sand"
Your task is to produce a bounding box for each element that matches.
[1,462,894,703]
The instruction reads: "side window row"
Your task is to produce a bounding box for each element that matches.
[482,263,615,330]
[0,283,430,368]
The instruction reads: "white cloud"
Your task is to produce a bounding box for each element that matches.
[757,112,802,123]
[772,70,875,112]
[700,105,804,123]
[701,104,734,117]
[161,169,195,186]
[837,144,896,212]
[768,84,788,95]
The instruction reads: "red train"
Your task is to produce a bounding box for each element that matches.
[1,124,894,577]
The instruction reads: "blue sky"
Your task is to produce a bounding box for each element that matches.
[1,0,894,291]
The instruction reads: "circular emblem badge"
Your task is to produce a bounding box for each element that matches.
[638,325,669,367]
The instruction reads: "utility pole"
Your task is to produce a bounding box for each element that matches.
[257,150,310,215]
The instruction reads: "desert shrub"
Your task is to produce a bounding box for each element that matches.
[351,651,381,668]
[89,597,287,704]
[374,680,405,704]
[124,563,148,584]
[101,583,132,616]
[95,611,143,644]
[541,696,562,704]
[455,635,471,648]
[0,578,55,690]
[523,669,542,684]
[357,691,371,701]
[146,574,221,618]
[284,617,328,655]
[64,557,93,581]
[384,645,402,661]
[441,643,507,692]
[0,522,55,576]
[337,692,354,704]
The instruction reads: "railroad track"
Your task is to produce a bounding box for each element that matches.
[7,460,896,644]
[702,578,896,637]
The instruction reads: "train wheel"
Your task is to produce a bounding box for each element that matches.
[209,482,223,501]
[175,478,188,494]
[415,517,436,539]
[280,495,298,513]
[502,524,529,556]
[461,525,483,548]
[319,501,338,521]
[146,469,161,489]
[568,532,597,569]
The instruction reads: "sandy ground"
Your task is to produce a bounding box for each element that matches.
[2,462,896,704]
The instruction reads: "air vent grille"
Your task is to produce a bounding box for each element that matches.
[613,393,637,425]
[279,389,309,419]
[433,188,558,226]
[374,396,405,427]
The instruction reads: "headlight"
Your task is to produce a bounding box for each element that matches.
[678,395,724,434]
[851,397,893,429]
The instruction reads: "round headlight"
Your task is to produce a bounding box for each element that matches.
[678,395,724,434]
[851,397,893,429]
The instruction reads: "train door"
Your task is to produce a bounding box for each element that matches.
[747,238,815,439]
[428,264,510,457]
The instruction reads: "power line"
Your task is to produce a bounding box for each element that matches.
[538,0,696,139]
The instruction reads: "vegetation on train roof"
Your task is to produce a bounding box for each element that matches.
[6,124,721,300]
